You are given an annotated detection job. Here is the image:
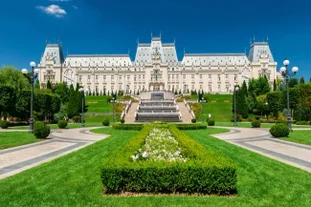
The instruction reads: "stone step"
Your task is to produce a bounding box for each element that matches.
[177,102,193,123]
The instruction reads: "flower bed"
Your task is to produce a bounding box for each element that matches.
[101,124,237,195]
[131,127,187,162]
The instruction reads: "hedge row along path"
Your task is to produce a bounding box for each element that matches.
[0,127,107,179]
[212,127,311,173]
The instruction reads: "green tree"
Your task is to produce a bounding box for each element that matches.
[0,85,16,119]
[280,88,300,116]
[35,79,40,89]
[288,78,298,88]
[273,79,277,91]
[300,77,305,84]
[242,80,248,97]
[55,82,69,104]
[299,83,311,116]
[267,91,281,119]
[0,66,30,91]
[255,95,268,116]
[233,88,248,118]
[14,90,31,119]
[66,84,80,118]
[47,80,52,89]
[255,76,271,96]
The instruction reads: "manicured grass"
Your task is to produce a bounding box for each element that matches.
[280,130,311,145]
[1,127,311,206]
[10,122,103,130]
[85,96,113,113]
[195,94,233,122]
[84,115,120,122]
[0,132,40,149]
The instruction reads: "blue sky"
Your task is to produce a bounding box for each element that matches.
[0,0,310,79]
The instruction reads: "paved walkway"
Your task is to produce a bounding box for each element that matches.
[0,127,108,179]
[212,127,311,173]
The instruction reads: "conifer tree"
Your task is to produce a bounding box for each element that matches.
[273,79,277,91]
[300,77,305,84]
[47,80,52,89]
[35,79,40,89]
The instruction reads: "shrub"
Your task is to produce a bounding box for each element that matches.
[251,120,261,128]
[120,119,125,124]
[270,124,289,138]
[112,123,144,130]
[57,120,68,129]
[295,121,310,125]
[275,120,287,124]
[33,121,50,139]
[0,120,10,129]
[174,123,206,130]
[102,124,237,195]
[102,119,110,126]
[191,118,196,123]
[231,114,242,122]
[72,115,81,123]
[207,119,215,126]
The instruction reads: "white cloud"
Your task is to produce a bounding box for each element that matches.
[36,5,67,18]
[72,5,78,10]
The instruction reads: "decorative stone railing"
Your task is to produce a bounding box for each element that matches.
[120,100,132,120]
[184,99,195,119]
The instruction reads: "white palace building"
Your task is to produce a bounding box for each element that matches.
[38,36,281,94]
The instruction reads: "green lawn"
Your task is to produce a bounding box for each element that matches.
[196,94,233,122]
[1,127,311,206]
[280,130,311,145]
[0,132,40,149]
[85,95,124,113]
[213,121,311,129]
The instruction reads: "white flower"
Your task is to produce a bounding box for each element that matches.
[142,151,149,158]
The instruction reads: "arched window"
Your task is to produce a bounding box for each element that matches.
[64,69,74,86]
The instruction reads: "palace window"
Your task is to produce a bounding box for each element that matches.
[127,75,130,80]
[209,85,212,92]
[218,85,221,92]
[200,85,203,89]
[119,75,122,80]
[192,85,194,90]
[218,74,221,81]
[200,74,202,79]
[183,74,186,79]
[96,75,98,82]
[134,75,137,81]
[95,86,98,93]
[111,75,114,80]
[226,74,228,79]
[79,75,82,82]
[234,74,237,81]
[208,74,211,81]
[87,75,91,82]
[176,74,179,79]
[103,75,106,80]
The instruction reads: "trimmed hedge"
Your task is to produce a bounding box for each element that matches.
[270,123,289,138]
[295,121,310,125]
[33,121,50,139]
[0,120,10,129]
[174,123,207,130]
[191,118,196,123]
[57,120,67,129]
[112,123,144,130]
[102,119,110,126]
[207,119,215,126]
[251,120,261,128]
[101,124,237,195]
[120,119,125,124]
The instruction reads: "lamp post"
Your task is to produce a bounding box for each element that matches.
[199,97,207,123]
[22,62,39,133]
[233,85,240,127]
[279,58,298,132]
[110,97,116,123]
[78,86,85,127]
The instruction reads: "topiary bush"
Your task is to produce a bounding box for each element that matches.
[34,121,50,139]
[57,120,68,129]
[112,123,144,130]
[251,120,261,128]
[270,123,289,138]
[0,120,10,129]
[207,119,215,126]
[191,118,196,123]
[295,121,310,125]
[174,123,206,130]
[120,119,125,124]
[102,119,110,126]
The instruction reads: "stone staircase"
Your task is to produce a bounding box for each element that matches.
[124,102,138,123]
[177,102,193,123]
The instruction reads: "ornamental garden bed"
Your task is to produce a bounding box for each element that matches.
[101,123,237,195]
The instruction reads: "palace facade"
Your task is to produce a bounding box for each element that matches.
[38,36,280,94]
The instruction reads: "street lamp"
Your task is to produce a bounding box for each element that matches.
[233,85,240,127]
[199,97,207,123]
[78,86,85,127]
[110,97,117,123]
[22,61,39,133]
[279,58,298,132]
